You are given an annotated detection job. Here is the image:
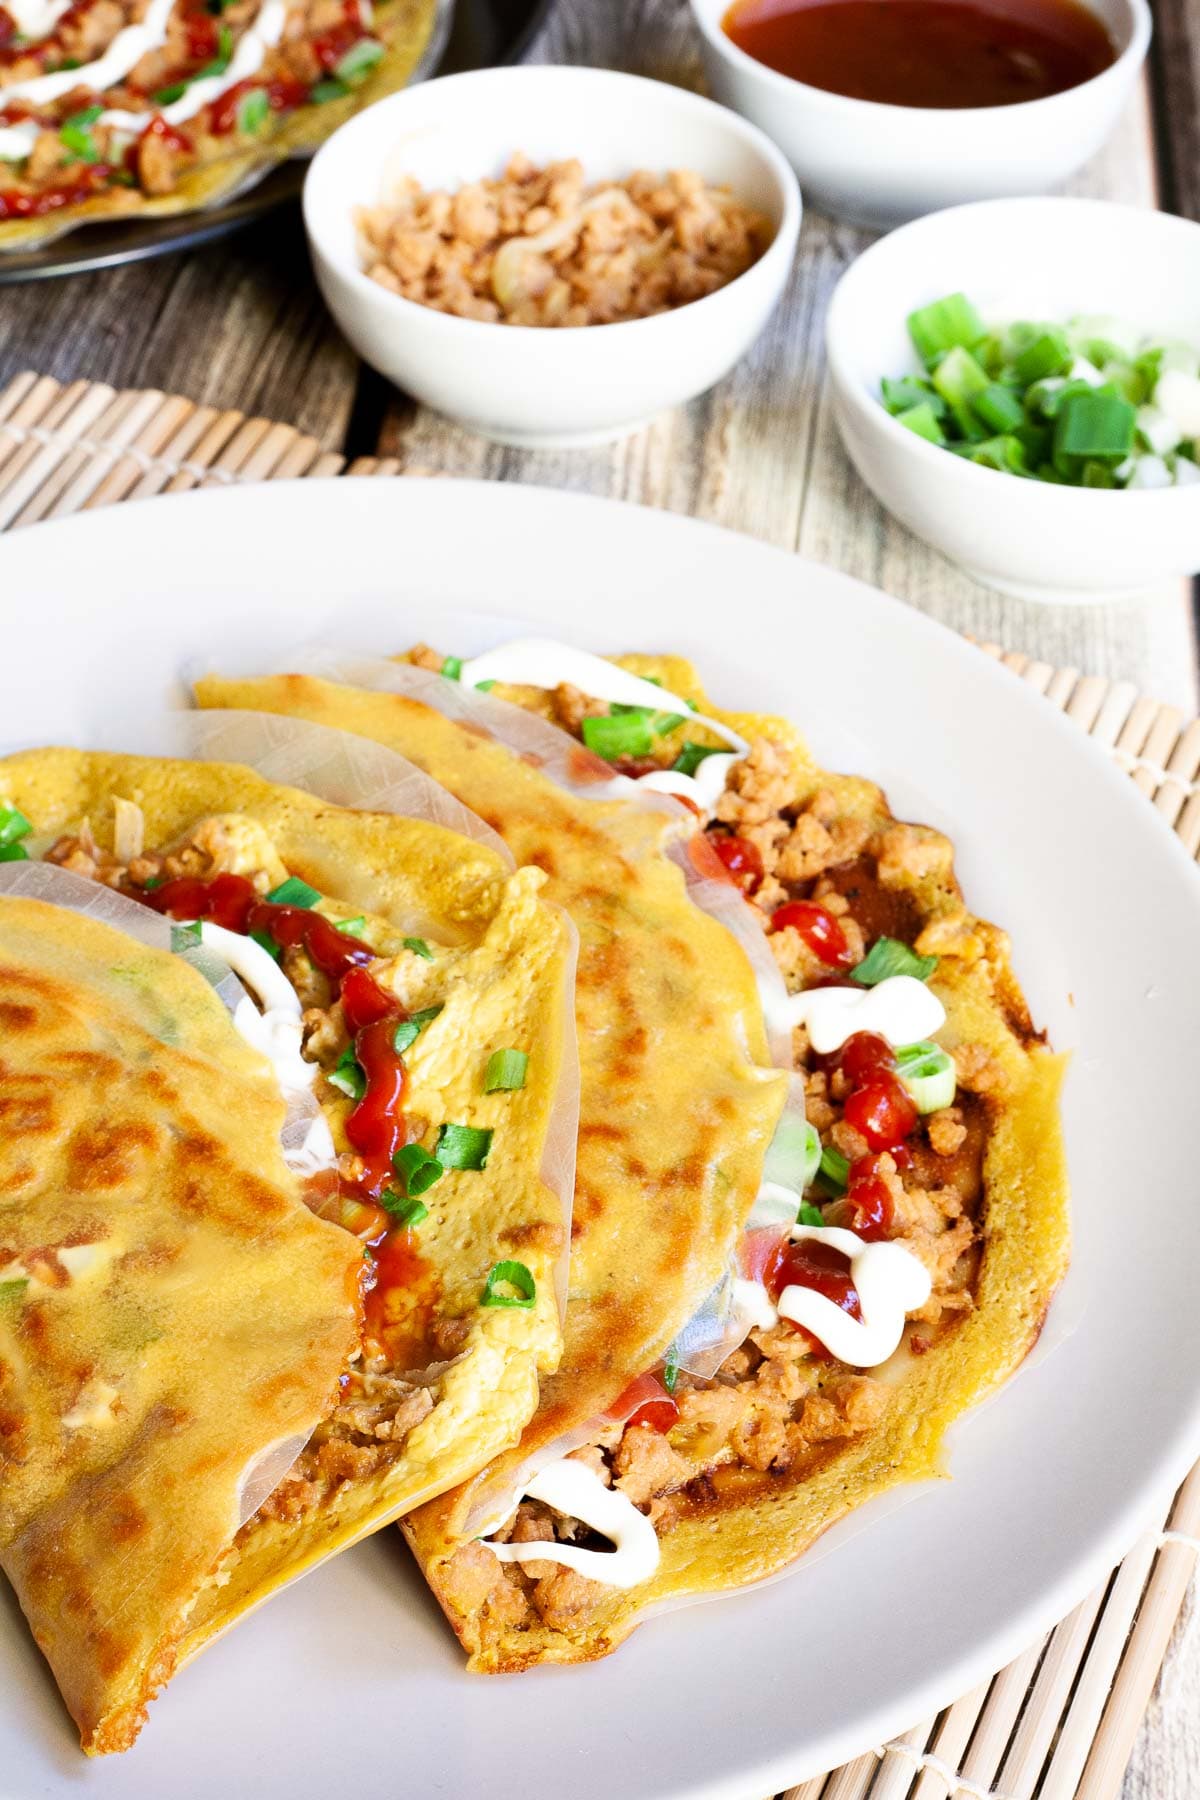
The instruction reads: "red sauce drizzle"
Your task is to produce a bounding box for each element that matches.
[707,831,764,894]
[765,1238,862,1359]
[769,897,853,968]
[0,164,114,219]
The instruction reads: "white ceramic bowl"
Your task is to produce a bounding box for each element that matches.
[824,197,1200,603]
[303,66,801,448]
[689,0,1150,229]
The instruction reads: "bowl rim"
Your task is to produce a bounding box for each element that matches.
[302,63,803,343]
[686,0,1151,127]
[824,195,1200,510]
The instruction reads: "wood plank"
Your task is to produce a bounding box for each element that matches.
[1149,0,1200,222]
[0,210,358,445]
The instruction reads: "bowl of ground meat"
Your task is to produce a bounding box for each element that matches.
[303,64,801,446]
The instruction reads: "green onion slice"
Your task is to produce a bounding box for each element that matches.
[337,915,368,937]
[672,742,723,778]
[380,1188,429,1228]
[894,1040,957,1114]
[333,36,383,84]
[815,1145,849,1196]
[59,104,102,161]
[249,926,281,962]
[236,86,270,133]
[662,1354,679,1395]
[482,1260,536,1309]
[393,1005,442,1053]
[797,1202,826,1228]
[764,1112,821,1194]
[435,1123,493,1170]
[850,936,938,987]
[266,874,320,908]
[152,80,188,104]
[906,293,985,368]
[581,711,655,761]
[328,1044,365,1101]
[392,1143,444,1198]
[484,1048,528,1092]
[441,654,463,681]
[403,936,433,961]
[0,844,29,863]
[310,76,348,101]
[0,808,32,848]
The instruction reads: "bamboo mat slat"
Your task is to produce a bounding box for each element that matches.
[1,369,1196,1800]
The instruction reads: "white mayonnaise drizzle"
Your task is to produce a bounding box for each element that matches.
[456,638,750,755]
[766,973,945,1055]
[1,0,287,134]
[7,0,73,37]
[484,1458,661,1590]
[4,0,175,105]
[636,751,741,816]
[0,121,41,159]
[191,920,314,1093]
[762,1224,931,1366]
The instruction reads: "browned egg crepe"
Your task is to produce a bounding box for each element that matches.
[196,652,1068,1675]
[0,744,575,1748]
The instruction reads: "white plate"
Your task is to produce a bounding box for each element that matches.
[2,480,1199,1800]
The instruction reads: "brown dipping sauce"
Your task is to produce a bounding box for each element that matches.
[721,0,1117,108]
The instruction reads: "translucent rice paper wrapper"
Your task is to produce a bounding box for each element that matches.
[151,706,578,1322]
[225,649,795,1371]
[0,860,336,1189]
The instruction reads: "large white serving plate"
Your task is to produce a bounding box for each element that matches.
[2,479,1199,1800]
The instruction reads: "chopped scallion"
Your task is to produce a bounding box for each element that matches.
[484,1048,528,1092]
[815,1145,849,1196]
[662,1354,679,1395]
[441,655,463,680]
[906,293,985,368]
[393,1004,442,1053]
[797,1202,826,1228]
[380,1188,429,1228]
[59,104,102,161]
[402,936,433,960]
[333,36,383,84]
[482,1260,536,1309]
[435,1123,493,1170]
[328,1044,365,1101]
[894,1040,957,1114]
[392,1143,443,1198]
[236,86,270,134]
[581,711,654,761]
[0,844,29,863]
[672,741,723,778]
[266,875,320,908]
[310,76,348,101]
[0,807,32,848]
[337,915,368,936]
[850,936,938,986]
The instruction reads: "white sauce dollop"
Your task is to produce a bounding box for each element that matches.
[0,122,41,159]
[761,1224,931,1367]
[636,751,741,815]
[766,973,945,1055]
[191,920,314,1094]
[456,637,749,755]
[484,1458,661,1590]
[6,0,73,37]
[4,0,175,105]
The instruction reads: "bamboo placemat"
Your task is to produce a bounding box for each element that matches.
[2,368,1198,1800]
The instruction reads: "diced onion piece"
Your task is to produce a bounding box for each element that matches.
[112,796,145,864]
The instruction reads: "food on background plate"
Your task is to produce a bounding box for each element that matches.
[883,290,1200,489]
[721,0,1116,110]
[197,642,1069,1670]
[0,739,576,1752]
[0,0,436,247]
[356,155,773,326]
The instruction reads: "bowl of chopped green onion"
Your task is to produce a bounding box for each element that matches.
[826,197,1200,602]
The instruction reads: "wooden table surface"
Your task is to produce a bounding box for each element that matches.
[2,0,1198,1792]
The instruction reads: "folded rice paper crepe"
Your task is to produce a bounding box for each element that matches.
[196,650,1068,1674]
[0,734,577,1750]
[0,0,441,253]
[191,666,791,1603]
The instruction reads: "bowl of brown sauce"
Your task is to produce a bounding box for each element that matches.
[689,0,1149,227]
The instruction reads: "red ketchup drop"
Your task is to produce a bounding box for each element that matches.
[707,832,764,894]
[843,1075,917,1151]
[842,1153,895,1241]
[769,898,853,968]
[765,1238,862,1359]
[625,1374,680,1435]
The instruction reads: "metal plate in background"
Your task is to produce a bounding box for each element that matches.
[0,0,553,284]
